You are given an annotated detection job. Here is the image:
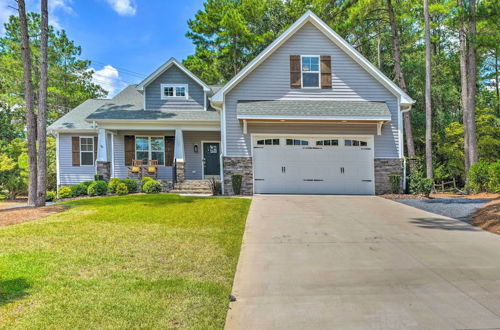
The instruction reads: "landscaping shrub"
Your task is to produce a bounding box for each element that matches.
[81,181,93,188]
[58,186,72,199]
[46,191,56,202]
[108,178,122,194]
[122,178,138,193]
[487,160,500,193]
[421,178,433,197]
[231,174,243,195]
[409,167,433,197]
[87,180,108,196]
[71,183,88,196]
[209,177,221,196]
[115,182,129,196]
[388,174,401,194]
[94,173,104,181]
[141,176,153,191]
[142,180,162,194]
[467,161,490,193]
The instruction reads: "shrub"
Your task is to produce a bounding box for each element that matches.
[388,174,401,194]
[142,180,162,194]
[209,177,221,196]
[58,186,72,199]
[231,174,243,195]
[87,180,108,196]
[115,182,129,196]
[108,178,122,194]
[409,168,433,196]
[487,160,500,193]
[94,173,104,181]
[122,178,138,193]
[71,183,88,196]
[467,161,490,193]
[46,191,56,202]
[81,181,93,188]
[421,178,433,197]
[141,176,153,191]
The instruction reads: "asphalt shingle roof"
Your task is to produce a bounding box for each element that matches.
[48,99,108,131]
[236,100,391,119]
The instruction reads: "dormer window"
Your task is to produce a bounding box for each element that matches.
[301,56,320,88]
[161,84,188,99]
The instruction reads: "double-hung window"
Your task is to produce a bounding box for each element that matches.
[161,84,188,99]
[80,137,94,166]
[136,137,165,165]
[301,56,320,88]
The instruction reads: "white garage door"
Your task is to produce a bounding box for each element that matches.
[253,135,375,194]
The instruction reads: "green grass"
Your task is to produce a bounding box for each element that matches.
[0,194,251,329]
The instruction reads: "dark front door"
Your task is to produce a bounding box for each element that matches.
[203,142,220,176]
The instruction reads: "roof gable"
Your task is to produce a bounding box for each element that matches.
[136,57,211,92]
[212,11,414,105]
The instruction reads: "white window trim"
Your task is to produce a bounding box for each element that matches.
[160,84,189,100]
[79,136,94,166]
[135,136,167,166]
[300,55,321,89]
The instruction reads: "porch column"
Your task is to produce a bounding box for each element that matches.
[96,128,111,180]
[174,129,185,182]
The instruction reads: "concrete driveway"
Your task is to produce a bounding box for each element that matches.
[226,195,500,330]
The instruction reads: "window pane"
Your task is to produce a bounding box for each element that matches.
[353,140,360,146]
[302,57,311,71]
[310,57,319,71]
[80,138,93,151]
[324,140,331,146]
[175,87,185,97]
[272,139,280,145]
[257,140,264,145]
[265,139,272,145]
[360,141,367,146]
[301,140,308,145]
[164,87,174,97]
[332,140,339,146]
[152,151,164,165]
[286,139,293,145]
[136,151,148,163]
[151,137,164,151]
[345,140,352,146]
[302,73,319,87]
[316,141,323,146]
[136,137,149,151]
[81,152,93,165]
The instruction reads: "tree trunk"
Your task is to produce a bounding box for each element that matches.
[466,0,478,167]
[36,0,48,207]
[424,0,433,179]
[17,0,37,206]
[386,0,416,168]
[458,0,470,174]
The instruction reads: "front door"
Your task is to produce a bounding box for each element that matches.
[203,142,220,176]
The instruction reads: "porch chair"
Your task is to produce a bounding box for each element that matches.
[128,159,143,178]
[146,160,158,179]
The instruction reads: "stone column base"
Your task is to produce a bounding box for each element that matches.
[374,158,403,194]
[175,161,185,183]
[223,157,253,195]
[96,161,111,181]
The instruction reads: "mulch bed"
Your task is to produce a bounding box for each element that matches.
[0,205,67,227]
[471,199,500,235]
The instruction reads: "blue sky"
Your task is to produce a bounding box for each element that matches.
[0,0,206,97]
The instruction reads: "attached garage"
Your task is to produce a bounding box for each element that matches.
[252,135,375,194]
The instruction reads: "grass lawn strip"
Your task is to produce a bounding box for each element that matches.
[0,194,250,329]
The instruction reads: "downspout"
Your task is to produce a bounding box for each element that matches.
[210,100,225,195]
[400,104,412,191]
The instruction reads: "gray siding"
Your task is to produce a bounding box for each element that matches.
[58,133,96,185]
[183,131,221,180]
[225,22,400,158]
[145,65,205,111]
[248,123,377,135]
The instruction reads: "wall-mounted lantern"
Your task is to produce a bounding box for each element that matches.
[194,144,199,153]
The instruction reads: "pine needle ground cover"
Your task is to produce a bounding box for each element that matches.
[0,194,250,329]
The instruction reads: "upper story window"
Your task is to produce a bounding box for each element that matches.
[161,84,188,100]
[301,56,320,88]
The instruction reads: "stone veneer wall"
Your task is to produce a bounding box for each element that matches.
[374,158,403,194]
[96,161,111,181]
[223,157,253,195]
[175,161,185,183]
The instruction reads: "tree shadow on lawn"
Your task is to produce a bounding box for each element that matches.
[0,278,31,306]
[410,217,481,231]
[63,194,199,209]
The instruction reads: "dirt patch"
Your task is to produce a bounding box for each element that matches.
[471,199,500,235]
[0,205,67,227]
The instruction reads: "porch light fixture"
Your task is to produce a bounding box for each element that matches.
[194,144,199,153]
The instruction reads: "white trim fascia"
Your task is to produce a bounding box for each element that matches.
[212,11,415,105]
[203,91,207,111]
[94,123,220,131]
[50,128,98,134]
[222,102,227,157]
[136,57,211,92]
[56,133,60,187]
[237,115,391,121]
[201,140,221,178]
[251,133,375,137]
[397,96,403,159]
[110,133,115,178]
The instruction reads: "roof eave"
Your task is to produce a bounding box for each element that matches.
[237,115,391,122]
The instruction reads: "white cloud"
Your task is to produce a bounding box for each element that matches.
[91,65,127,98]
[49,0,74,15]
[0,1,16,34]
[106,0,136,16]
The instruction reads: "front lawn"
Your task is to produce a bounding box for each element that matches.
[0,194,250,329]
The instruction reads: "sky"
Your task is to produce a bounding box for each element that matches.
[0,0,206,97]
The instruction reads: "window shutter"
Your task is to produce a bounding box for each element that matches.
[72,136,80,166]
[93,136,98,165]
[320,55,332,89]
[290,55,301,88]
[124,135,135,166]
[165,137,175,166]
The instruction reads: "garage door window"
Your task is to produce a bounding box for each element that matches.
[286,139,309,146]
[345,139,368,147]
[316,139,338,146]
[257,139,280,145]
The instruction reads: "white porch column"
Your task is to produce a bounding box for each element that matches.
[97,128,109,162]
[174,128,185,162]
